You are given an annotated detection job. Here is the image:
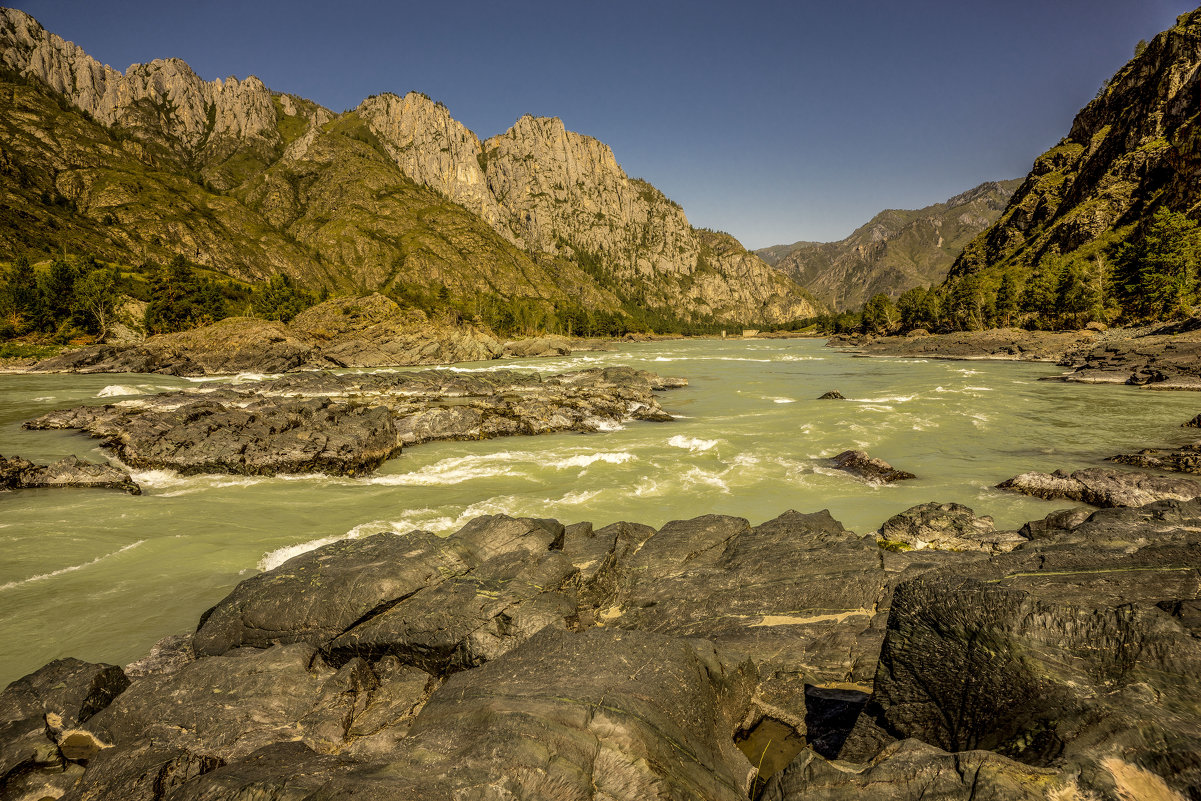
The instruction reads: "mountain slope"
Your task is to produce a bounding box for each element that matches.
[758,181,1019,311]
[0,7,818,326]
[948,9,1201,285]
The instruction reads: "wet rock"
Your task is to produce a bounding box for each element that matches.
[877,502,1027,553]
[996,466,1201,507]
[316,628,760,801]
[600,511,944,721]
[762,740,1054,801]
[1109,441,1201,474]
[0,658,128,785]
[327,547,579,674]
[28,398,400,477]
[194,516,564,658]
[829,449,916,484]
[0,453,140,494]
[817,390,845,399]
[25,367,684,477]
[1185,413,1201,428]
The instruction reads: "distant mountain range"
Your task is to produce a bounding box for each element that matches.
[0,7,819,327]
[757,180,1020,312]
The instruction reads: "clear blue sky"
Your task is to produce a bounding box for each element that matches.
[12,1,1198,248]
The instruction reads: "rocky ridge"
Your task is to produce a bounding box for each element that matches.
[0,7,818,326]
[4,495,1200,800]
[758,180,1019,311]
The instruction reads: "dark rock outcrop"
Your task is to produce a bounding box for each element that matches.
[877,502,1027,554]
[817,390,845,399]
[25,367,683,476]
[0,454,140,494]
[762,739,1054,801]
[996,466,1201,507]
[829,449,916,484]
[0,658,129,790]
[850,499,1201,799]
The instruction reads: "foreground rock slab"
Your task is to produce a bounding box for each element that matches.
[0,454,140,494]
[8,501,1201,798]
[25,366,683,476]
[996,466,1201,507]
[849,498,1201,799]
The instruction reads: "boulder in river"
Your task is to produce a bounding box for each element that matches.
[0,454,140,494]
[817,390,845,399]
[996,466,1201,507]
[829,450,916,484]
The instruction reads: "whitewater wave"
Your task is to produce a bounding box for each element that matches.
[852,394,916,403]
[770,397,796,404]
[668,435,719,452]
[548,452,635,470]
[0,540,145,592]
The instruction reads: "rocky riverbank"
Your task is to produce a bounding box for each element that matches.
[23,367,684,477]
[3,493,1198,800]
[830,320,1201,390]
[15,294,613,378]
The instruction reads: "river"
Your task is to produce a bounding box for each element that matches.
[1,338,1197,685]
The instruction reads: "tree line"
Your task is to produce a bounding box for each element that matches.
[815,208,1201,336]
[0,254,319,343]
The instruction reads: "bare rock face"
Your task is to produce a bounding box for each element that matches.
[878,502,1027,554]
[996,467,1201,507]
[357,92,513,240]
[357,95,819,325]
[0,8,279,170]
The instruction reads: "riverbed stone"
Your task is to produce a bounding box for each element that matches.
[0,453,140,494]
[996,466,1201,507]
[829,449,916,484]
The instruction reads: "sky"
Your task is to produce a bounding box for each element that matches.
[11,1,1199,248]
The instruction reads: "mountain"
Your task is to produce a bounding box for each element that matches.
[0,7,818,327]
[947,9,1201,287]
[757,181,1019,312]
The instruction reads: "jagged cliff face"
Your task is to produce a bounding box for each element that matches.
[357,96,817,323]
[950,10,1201,280]
[758,181,1018,311]
[0,7,816,326]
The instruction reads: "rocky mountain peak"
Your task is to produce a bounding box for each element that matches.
[1,6,278,159]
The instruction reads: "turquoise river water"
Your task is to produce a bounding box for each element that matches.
[2,338,1198,685]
